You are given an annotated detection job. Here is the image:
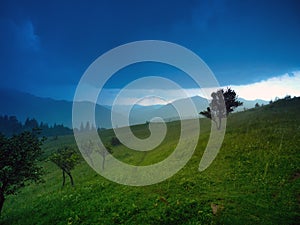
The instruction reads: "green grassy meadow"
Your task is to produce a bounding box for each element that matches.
[1,98,300,224]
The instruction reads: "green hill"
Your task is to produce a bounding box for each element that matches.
[1,97,299,225]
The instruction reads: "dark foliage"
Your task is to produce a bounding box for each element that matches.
[0,115,72,137]
[0,131,44,214]
[111,136,121,146]
[200,87,243,129]
[49,147,80,186]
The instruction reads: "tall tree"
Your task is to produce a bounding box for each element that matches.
[85,121,91,132]
[200,88,243,129]
[24,118,39,131]
[0,131,44,215]
[80,122,84,132]
[50,147,80,186]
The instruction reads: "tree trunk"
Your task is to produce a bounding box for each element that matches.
[62,170,66,186]
[218,116,222,130]
[0,190,5,216]
[88,156,94,167]
[212,118,219,130]
[66,172,74,186]
[102,154,105,171]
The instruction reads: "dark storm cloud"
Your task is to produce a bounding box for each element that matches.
[0,18,41,87]
[169,0,300,84]
[0,0,201,89]
[0,0,300,98]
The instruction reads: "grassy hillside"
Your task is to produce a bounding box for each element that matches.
[1,98,299,224]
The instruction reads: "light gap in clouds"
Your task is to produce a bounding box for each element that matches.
[95,71,300,106]
[230,71,300,101]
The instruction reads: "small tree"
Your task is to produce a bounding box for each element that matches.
[0,131,44,215]
[81,139,94,167]
[200,87,243,129]
[96,144,113,171]
[50,147,80,186]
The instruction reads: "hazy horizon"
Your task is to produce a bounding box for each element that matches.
[6,70,298,106]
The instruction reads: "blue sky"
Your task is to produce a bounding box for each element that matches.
[0,0,300,103]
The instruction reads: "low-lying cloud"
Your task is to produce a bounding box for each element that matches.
[64,71,300,106]
[230,71,300,101]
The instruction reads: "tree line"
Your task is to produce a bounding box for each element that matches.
[0,115,72,137]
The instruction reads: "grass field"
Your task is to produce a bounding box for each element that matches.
[1,98,299,224]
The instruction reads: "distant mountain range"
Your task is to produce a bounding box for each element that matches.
[0,89,112,129]
[110,95,269,125]
[0,89,268,128]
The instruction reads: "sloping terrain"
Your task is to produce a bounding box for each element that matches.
[1,97,299,224]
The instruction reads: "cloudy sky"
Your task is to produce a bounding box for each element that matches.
[1,0,300,104]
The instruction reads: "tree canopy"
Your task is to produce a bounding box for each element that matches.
[200,88,243,129]
[0,131,44,214]
[50,147,80,186]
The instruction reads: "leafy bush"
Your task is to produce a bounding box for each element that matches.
[110,136,121,146]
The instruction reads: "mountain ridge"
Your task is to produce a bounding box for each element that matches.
[0,89,113,129]
[0,89,269,128]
